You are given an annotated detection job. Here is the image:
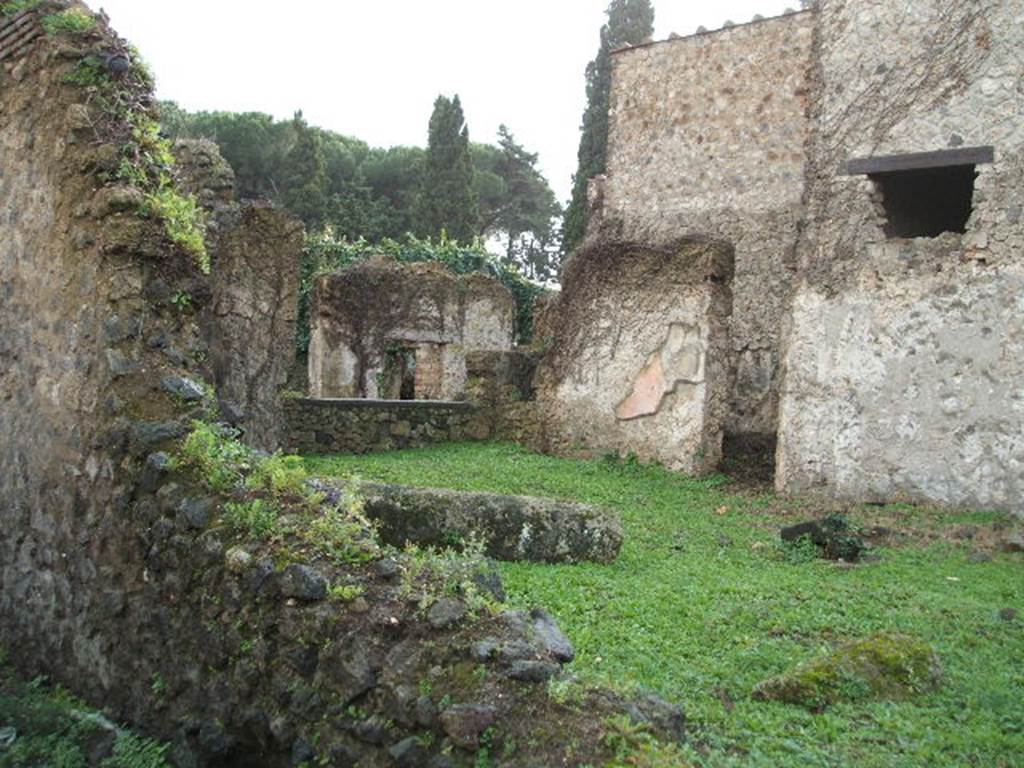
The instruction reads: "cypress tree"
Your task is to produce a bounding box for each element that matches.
[415,94,479,242]
[562,0,654,255]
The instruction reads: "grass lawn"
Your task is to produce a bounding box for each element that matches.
[305,442,1024,768]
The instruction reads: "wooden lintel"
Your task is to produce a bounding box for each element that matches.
[845,146,995,175]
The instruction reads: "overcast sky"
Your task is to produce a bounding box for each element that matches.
[85,0,797,202]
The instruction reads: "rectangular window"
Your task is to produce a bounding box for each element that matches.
[845,146,993,239]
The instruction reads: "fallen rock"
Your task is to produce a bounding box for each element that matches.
[753,632,942,709]
[439,704,496,751]
[781,514,865,561]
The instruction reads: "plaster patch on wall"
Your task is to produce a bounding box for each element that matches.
[615,323,704,420]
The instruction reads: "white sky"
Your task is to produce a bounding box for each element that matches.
[85,0,797,202]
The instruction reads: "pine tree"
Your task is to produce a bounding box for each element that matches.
[415,95,478,242]
[281,111,329,230]
[562,0,654,255]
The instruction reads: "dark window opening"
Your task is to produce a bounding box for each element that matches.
[870,165,977,239]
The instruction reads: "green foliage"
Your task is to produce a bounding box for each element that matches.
[245,453,309,497]
[473,127,562,282]
[0,0,41,15]
[140,188,209,272]
[175,421,252,493]
[306,442,1024,768]
[59,52,207,272]
[328,583,364,602]
[299,233,547,350]
[779,534,819,564]
[601,715,691,767]
[100,735,169,768]
[223,499,281,539]
[62,55,109,87]
[303,488,379,565]
[0,659,168,768]
[400,536,496,613]
[564,0,654,256]
[41,8,96,35]
[415,94,478,242]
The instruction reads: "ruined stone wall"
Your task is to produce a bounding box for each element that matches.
[533,239,734,474]
[171,138,304,450]
[776,0,1024,513]
[308,258,515,400]
[206,204,303,449]
[282,397,483,455]
[601,12,815,437]
[0,8,683,765]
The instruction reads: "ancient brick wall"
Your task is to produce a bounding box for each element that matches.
[533,239,734,474]
[776,0,1024,513]
[600,11,815,438]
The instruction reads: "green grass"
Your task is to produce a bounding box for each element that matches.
[305,442,1024,768]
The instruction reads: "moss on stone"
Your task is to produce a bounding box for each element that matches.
[753,632,942,710]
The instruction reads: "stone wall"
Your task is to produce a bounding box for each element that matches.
[601,11,815,437]
[308,258,515,400]
[206,203,303,449]
[282,397,485,455]
[533,239,734,474]
[776,0,1024,513]
[0,8,684,765]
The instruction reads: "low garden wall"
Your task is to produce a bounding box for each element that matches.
[282,397,488,454]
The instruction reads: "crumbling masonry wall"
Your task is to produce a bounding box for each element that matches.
[1,8,683,766]
[533,239,734,474]
[600,11,815,438]
[308,258,515,401]
[776,0,1024,513]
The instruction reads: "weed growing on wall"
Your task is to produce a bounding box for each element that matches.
[56,20,209,272]
[0,0,41,15]
[41,7,94,34]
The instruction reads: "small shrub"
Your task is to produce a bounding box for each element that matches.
[42,8,96,35]
[141,188,209,273]
[401,537,496,612]
[175,421,252,493]
[62,55,109,87]
[306,504,379,565]
[246,453,309,497]
[223,499,280,539]
[328,583,364,602]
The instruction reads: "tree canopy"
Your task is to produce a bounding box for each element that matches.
[160,98,561,280]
